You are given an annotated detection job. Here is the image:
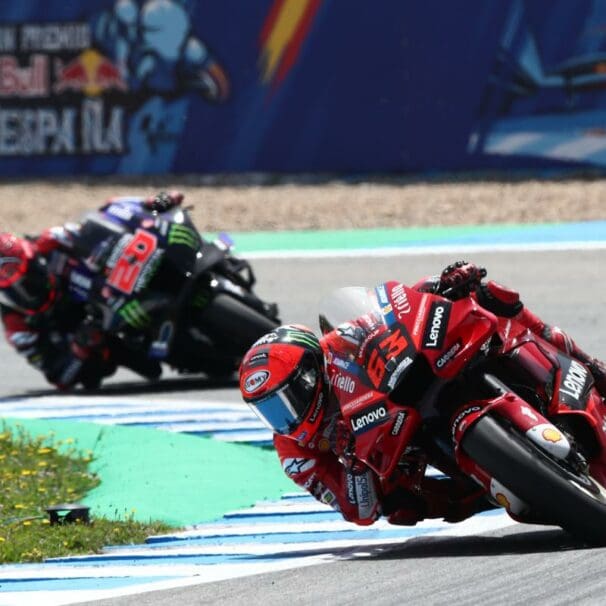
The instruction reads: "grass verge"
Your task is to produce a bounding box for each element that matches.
[0,424,172,564]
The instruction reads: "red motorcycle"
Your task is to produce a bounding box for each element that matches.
[319,281,606,543]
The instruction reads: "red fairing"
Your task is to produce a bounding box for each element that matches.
[34,229,63,255]
[274,434,380,525]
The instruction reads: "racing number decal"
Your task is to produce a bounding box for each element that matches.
[107,229,157,294]
[367,330,408,388]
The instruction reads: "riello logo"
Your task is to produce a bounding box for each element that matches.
[331,372,355,393]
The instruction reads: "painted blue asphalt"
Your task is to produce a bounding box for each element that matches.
[431,221,606,246]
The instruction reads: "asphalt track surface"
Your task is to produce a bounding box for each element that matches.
[2,248,606,605]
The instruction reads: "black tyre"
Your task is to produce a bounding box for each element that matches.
[197,293,279,358]
[462,415,606,544]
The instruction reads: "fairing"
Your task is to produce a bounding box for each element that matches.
[319,282,498,478]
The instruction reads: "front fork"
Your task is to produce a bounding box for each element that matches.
[450,375,575,517]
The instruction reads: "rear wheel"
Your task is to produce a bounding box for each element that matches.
[462,415,606,544]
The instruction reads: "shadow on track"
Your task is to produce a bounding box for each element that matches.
[1,374,239,400]
[367,527,593,560]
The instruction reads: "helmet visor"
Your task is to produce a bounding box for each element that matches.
[250,352,320,435]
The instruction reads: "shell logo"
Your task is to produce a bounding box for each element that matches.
[542,427,563,443]
[318,437,330,452]
[495,492,511,510]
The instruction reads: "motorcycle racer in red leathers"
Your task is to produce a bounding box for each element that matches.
[239,262,606,526]
[0,191,183,390]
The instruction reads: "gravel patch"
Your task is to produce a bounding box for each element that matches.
[1,175,606,235]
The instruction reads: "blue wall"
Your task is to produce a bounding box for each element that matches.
[1,0,606,175]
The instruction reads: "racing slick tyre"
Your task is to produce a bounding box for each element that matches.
[197,293,279,358]
[462,415,606,544]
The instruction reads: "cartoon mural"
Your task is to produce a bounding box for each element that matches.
[470,0,606,168]
[92,0,230,172]
[2,1,606,176]
[0,0,229,174]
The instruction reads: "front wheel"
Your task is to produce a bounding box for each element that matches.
[462,415,606,544]
[191,293,278,372]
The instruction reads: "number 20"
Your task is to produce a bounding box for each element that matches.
[107,229,157,294]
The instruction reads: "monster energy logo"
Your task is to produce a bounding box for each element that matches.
[168,224,199,249]
[119,300,151,328]
[191,290,210,309]
[283,326,320,349]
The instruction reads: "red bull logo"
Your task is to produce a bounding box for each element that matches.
[54,48,126,96]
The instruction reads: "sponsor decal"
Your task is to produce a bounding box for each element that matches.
[560,358,589,401]
[382,304,393,316]
[358,326,382,360]
[118,299,150,329]
[376,284,388,305]
[320,489,337,506]
[451,405,481,441]
[350,403,388,435]
[390,411,407,436]
[253,331,279,346]
[355,470,377,519]
[541,427,563,443]
[422,301,451,349]
[107,205,133,222]
[330,372,356,394]
[337,323,364,346]
[282,458,315,477]
[133,249,163,293]
[318,437,331,452]
[0,256,22,285]
[302,473,317,490]
[412,296,429,337]
[520,406,539,421]
[495,492,511,510]
[244,370,270,393]
[436,340,462,369]
[247,350,269,368]
[341,390,375,414]
[390,283,411,318]
[387,356,413,390]
[346,472,356,504]
[168,224,199,250]
[333,356,352,371]
[308,391,324,424]
[69,270,92,291]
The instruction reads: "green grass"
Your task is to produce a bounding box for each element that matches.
[0,424,172,564]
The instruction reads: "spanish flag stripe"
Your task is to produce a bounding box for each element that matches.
[273,0,322,87]
[259,0,286,48]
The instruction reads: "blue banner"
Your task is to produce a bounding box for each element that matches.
[1,0,606,175]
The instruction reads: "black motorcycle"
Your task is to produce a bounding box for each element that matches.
[56,197,279,386]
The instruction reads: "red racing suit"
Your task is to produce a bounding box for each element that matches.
[0,226,116,389]
[1,194,181,389]
[273,276,606,526]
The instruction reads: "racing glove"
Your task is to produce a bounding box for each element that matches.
[144,191,184,213]
[438,261,487,300]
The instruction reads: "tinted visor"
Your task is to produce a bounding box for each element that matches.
[251,352,320,435]
[0,257,51,312]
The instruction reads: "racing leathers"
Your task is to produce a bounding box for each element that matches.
[273,262,606,526]
[0,192,182,389]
